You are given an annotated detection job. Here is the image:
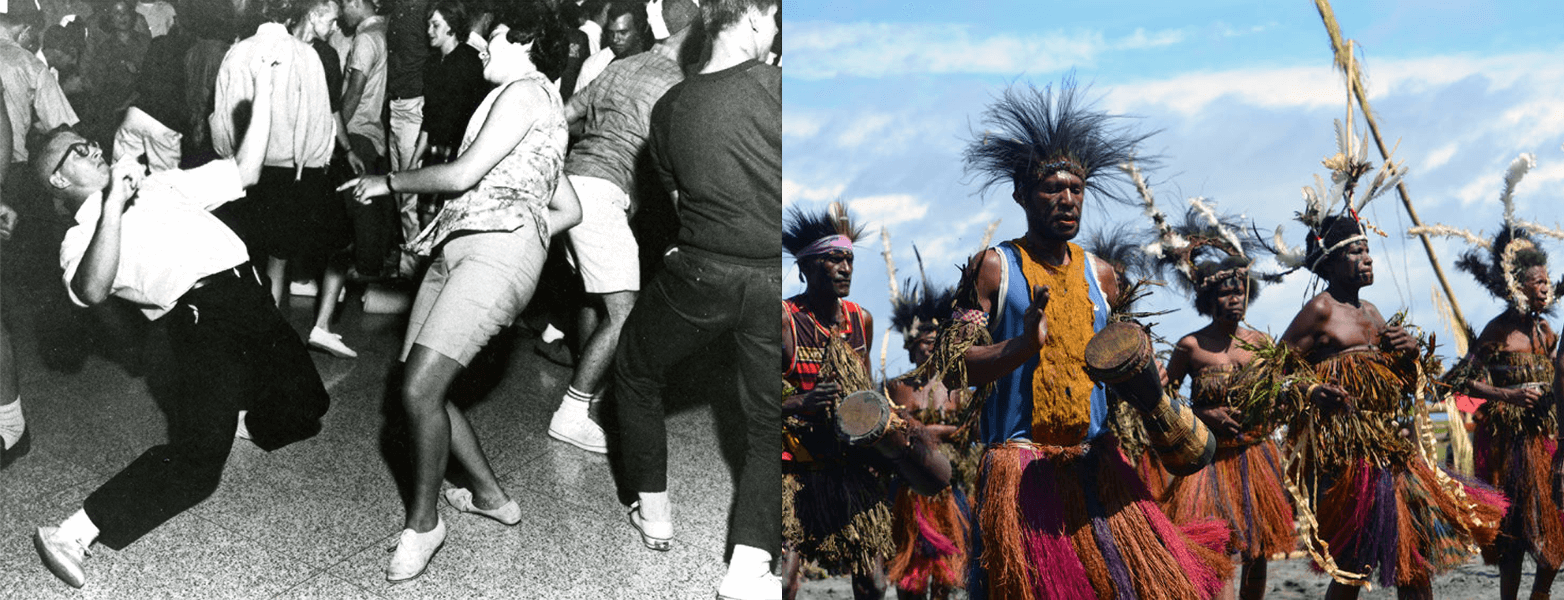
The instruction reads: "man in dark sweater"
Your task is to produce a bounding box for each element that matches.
[609,1,780,599]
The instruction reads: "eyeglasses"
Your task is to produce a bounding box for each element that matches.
[51,140,101,177]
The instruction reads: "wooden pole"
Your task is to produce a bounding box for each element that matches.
[1315,0,1474,347]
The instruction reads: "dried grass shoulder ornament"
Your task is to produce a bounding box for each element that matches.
[932,80,1233,600]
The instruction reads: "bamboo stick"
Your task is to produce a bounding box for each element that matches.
[1315,0,1473,348]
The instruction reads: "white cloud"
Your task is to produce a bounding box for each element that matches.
[782,21,1184,79]
[784,111,823,140]
[847,194,930,228]
[1422,143,1458,172]
[783,179,845,206]
[835,113,896,148]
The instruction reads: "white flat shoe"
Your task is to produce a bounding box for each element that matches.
[628,502,672,551]
[443,488,521,525]
[385,518,446,583]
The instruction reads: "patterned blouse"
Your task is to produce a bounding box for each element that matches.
[406,72,567,256]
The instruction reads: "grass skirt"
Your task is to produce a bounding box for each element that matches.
[1473,401,1564,569]
[969,440,1233,600]
[1165,439,1296,560]
[782,456,895,576]
[887,484,972,593]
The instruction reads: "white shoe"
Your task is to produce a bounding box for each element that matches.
[548,408,607,454]
[34,527,91,588]
[443,488,521,525]
[308,327,358,359]
[716,570,781,600]
[386,518,446,583]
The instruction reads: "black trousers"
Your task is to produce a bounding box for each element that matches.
[83,272,330,549]
[611,246,782,556]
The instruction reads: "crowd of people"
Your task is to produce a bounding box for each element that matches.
[1,0,782,598]
[781,79,1564,600]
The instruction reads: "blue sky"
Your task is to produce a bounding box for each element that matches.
[783,1,1564,382]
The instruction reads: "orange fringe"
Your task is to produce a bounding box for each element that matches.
[978,446,1034,600]
[886,487,969,593]
[1164,440,1296,560]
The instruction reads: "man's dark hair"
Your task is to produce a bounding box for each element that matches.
[606,1,650,45]
[701,0,777,33]
[492,2,571,81]
[429,0,469,42]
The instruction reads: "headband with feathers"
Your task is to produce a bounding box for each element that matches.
[1263,117,1405,274]
[1408,153,1564,314]
[783,201,865,259]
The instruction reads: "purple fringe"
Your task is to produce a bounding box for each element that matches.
[1082,454,1139,600]
[1239,450,1257,552]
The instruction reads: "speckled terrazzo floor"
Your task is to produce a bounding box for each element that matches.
[0,239,747,599]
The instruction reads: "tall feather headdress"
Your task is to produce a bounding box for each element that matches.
[783,200,865,259]
[964,75,1157,205]
[1266,117,1406,274]
[1407,153,1564,314]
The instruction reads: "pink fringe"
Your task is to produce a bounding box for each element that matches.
[915,503,960,556]
[1019,453,1098,599]
[1140,500,1228,598]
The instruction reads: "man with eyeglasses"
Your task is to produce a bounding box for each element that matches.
[29,57,330,589]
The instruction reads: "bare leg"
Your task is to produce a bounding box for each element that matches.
[1239,557,1267,600]
[399,345,463,533]
[570,291,636,394]
[312,259,348,332]
[443,401,508,509]
[267,256,287,307]
[1530,565,1557,600]
[1501,553,1524,600]
[782,547,802,600]
[1396,581,1433,600]
[1325,581,1362,600]
[852,556,887,600]
[895,586,927,600]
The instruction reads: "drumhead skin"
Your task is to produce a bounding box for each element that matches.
[837,390,892,444]
[1084,321,1153,384]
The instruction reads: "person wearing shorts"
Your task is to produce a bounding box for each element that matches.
[549,0,693,455]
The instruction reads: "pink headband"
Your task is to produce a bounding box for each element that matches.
[796,235,854,258]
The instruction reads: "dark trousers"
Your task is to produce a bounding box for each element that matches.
[345,134,394,276]
[611,246,782,556]
[83,272,330,549]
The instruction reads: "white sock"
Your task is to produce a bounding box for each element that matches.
[60,509,100,547]
[0,397,24,449]
[638,491,671,521]
[559,387,595,414]
[728,544,773,577]
[541,324,565,344]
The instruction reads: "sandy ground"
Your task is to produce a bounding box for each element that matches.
[798,554,1534,598]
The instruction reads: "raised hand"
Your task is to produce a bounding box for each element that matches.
[1021,285,1051,350]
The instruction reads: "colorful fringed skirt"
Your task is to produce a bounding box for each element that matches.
[1290,350,1509,588]
[1165,438,1295,560]
[968,440,1233,600]
[782,453,895,576]
[1473,400,1564,568]
[887,483,971,594]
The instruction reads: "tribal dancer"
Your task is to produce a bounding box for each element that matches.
[1270,133,1508,600]
[922,80,1231,600]
[1146,199,1295,600]
[1423,154,1564,600]
[781,203,950,600]
[884,278,976,600]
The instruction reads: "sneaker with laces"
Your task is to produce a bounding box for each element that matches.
[386,518,446,583]
[308,327,358,359]
[547,408,607,454]
[34,527,90,588]
[716,570,782,600]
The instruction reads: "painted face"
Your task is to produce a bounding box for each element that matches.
[1211,276,1248,323]
[1521,265,1552,311]
[605,12,643,57]
[427,10,452,48]
[909,329,937,366]
[805,250,854,298]
[1016,170,1085,242]
[1327,239,1374,288]
[483,24,535,83]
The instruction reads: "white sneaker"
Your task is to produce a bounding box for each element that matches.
[716,570,781,600]
[548,408,607,454]
[385,518,446,583]
[308,327,358,359]
[34,527,91,588]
